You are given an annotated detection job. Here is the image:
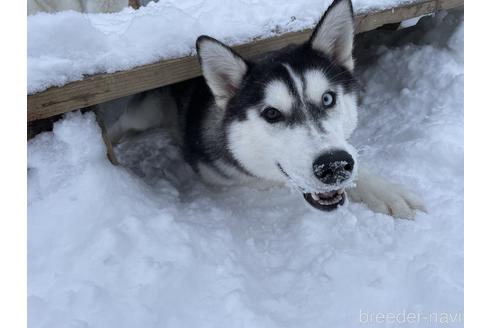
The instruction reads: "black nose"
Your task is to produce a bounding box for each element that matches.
[313,150,354,184]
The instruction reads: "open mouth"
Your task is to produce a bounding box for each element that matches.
[276,163,346,212]
[303,189,346,211]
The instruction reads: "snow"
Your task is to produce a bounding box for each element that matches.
[28,10,463,328]
[27,0,415,94]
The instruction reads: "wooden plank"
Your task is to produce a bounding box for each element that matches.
[128,0,140,10]
[27,0,463,122]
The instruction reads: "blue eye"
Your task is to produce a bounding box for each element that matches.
[322,91,336,108]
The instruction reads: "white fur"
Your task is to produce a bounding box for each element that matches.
[319,84,358,140]
[347,167,427,219]
[197,39,248,109]
[304,69,330,104]
[311,0,354,70]
[227,110,286,183]
[264,80,294,115]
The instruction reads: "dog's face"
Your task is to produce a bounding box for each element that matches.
[197,0,358,211]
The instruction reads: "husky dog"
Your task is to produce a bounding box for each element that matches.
[110,0,425,219]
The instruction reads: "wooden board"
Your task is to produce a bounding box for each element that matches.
[27,0,463,122]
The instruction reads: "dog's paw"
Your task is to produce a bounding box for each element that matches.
[347,170,426,220]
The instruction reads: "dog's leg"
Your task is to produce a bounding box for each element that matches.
[108,88,178,144]
[347,167,426,219]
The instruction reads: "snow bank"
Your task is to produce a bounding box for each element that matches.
[27,0,414,94]
[28,11,463,328]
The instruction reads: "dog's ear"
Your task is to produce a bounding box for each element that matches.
[309,0,355,70]
[196,36,248,109]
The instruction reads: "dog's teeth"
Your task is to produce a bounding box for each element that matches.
[312,193,320,201]
[318,194,342,206]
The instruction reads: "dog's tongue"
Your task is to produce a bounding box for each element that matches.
[318,191,337,198]
[318,190,337,198]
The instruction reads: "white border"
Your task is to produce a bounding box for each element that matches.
[0,1,481,327]
[0,1,27,327]
[465,1,491,327]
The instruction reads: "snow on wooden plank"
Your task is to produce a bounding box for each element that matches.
[27,0,463,122]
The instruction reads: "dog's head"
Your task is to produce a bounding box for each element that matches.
[196,0,358,211]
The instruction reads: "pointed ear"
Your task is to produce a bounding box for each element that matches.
[309,0,355,70]
[196,36,248,109]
